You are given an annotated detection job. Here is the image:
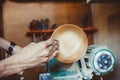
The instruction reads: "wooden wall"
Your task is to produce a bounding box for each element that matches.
[2,1,91,80]
[91,4,120,80]
[3,1,91,47]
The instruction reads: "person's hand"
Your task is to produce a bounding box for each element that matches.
[0,38,58,78]
[13,45,22,54]
[16,39,59,69]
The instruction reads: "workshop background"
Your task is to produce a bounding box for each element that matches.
[0,0,120,80]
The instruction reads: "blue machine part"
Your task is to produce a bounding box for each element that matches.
[87,45,116,75]
[92,50,115,75]
[48,58,83,80]
[39,73,51,80]
[97,54,112,70]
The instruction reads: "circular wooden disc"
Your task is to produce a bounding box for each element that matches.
[51,24,88,63]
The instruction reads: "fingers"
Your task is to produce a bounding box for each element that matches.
[48,50,59,61]
[45,39,54,46]
[46,39,59,57]
[48,45,58,57]
[38,39,59,61]
[25,39,59,68]
[38,39,55,48]
[39,44,57,58]
[39,39,59,49]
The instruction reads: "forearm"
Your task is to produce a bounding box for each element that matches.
[0,37,10,50]
[0,54,28,78]
[0,39,58,78]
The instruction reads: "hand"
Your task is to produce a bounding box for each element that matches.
[17,39,59,69]
[13,45,22,54]
[0,39,58,78]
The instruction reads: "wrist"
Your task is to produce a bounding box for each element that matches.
[7,41,16,55]
[12,46,22,54]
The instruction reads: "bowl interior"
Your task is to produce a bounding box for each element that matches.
[51,24,88,63]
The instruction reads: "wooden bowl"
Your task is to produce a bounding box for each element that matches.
[51,24,88,63]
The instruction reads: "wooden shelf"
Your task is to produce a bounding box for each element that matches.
[83,27,98,33]
[26,27,97,36]
[26,29,54,36]
[26,27,97,45]
[82,27,97,45]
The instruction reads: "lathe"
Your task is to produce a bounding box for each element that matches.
[39,24,116,80]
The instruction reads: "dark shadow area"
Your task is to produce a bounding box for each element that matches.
[9,0,85,3]
[90,0,120,3]
[0,0,3,37]
[9,0,120,3]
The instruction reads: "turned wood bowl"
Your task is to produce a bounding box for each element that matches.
[51,24,88,63]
